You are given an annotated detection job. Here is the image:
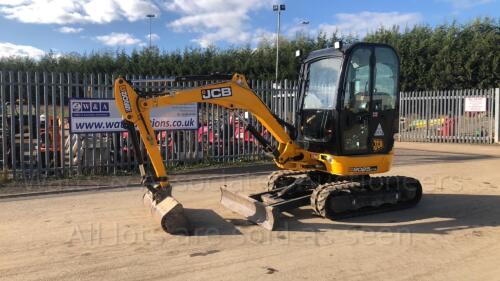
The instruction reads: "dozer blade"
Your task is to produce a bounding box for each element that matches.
[143,191,192,235]
[220,186,279,230]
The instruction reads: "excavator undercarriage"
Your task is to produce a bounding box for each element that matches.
[221,170,422,230]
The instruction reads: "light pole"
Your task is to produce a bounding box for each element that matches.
[273,4,285,82]
[146,14,155,49]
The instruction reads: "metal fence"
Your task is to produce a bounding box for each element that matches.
[0,71,498,179]
[399,89,499,144]
[0,71,298,179]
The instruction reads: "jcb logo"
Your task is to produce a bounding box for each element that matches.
[119,85,132,113]
[201,87,232,100]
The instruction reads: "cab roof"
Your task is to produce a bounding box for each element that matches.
[304,42,398,63]
[304,47,343,62]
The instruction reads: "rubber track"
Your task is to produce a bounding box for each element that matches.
[310,176,422,219]
[310,180,350,214]
[266,170,305,191]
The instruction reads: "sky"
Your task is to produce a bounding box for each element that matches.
[0,0,498,58]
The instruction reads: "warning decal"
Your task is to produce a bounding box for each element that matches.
[374,123,384,137]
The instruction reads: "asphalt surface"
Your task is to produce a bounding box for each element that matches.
[1,143,500,280]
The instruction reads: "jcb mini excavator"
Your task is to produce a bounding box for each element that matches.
[114,42,422,234]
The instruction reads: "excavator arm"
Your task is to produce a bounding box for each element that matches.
[114,74,312,186]
[114,74,318,233]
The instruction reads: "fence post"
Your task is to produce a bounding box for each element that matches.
[495,88,500,143]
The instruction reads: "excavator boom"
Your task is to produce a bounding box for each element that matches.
[115,74,307,181]
[115,74,313,233]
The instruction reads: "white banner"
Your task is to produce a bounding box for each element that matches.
[70,99,198,133]
[465,97,487,112]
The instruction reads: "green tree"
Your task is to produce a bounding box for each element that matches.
[0,17,498,90]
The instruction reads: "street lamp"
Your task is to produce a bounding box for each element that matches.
[273,4,285,82]
[146,14,155,49]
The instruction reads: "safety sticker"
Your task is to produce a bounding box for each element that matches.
[372,138,384,152]
[374,123,384,136]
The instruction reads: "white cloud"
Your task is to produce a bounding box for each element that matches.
[251,28,275,46]
[318,12,422,38]
[0,0,27,4]
[145,33,160,41]
[95,32,142,46]
[57,26,83,33]
[0,0,159,24]
[439,0,494,9]
[165,0,270,47]
[0,42,45,58]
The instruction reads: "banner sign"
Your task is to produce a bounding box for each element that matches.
[465,97,487,112]
[70,98,198,133]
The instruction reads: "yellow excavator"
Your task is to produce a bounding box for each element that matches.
[114,42,422,234]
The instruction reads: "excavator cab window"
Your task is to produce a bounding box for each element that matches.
[299,57,341,143]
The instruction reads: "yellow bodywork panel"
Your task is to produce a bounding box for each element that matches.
[113,74,392,188]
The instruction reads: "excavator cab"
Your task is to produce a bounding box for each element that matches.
[297,43,400,156]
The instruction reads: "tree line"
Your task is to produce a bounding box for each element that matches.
[0,17,498,91]
[365,17,499,90]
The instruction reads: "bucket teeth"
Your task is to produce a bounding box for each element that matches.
[143,191,192,235]
[220,186,278,230]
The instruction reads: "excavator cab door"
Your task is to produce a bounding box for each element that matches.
[296,52,343,153]
[339,44,400,155]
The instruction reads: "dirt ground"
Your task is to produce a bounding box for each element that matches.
[1,143,500,281]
